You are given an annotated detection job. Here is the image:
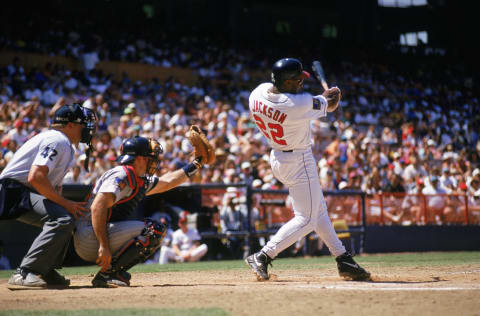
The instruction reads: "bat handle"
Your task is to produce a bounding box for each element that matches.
[321,81,329,91]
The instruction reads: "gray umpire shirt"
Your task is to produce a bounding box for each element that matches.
[0,129,76,189]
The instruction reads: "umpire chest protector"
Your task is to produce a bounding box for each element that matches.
[108,165,149,222]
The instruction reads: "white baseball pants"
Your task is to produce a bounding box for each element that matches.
[159,244,208,264]
[262,148,346,258]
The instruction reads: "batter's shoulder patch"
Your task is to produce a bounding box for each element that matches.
[313,98,322,110]
[115,177,127,190]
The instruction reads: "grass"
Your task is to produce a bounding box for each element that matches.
[1,251,479,279]
[0,309,229,316]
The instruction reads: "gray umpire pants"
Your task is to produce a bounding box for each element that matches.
[16,192,75,275]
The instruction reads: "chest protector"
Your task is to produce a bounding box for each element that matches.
[108,165,148,222]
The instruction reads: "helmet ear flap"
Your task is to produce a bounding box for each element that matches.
[271,58,304,89]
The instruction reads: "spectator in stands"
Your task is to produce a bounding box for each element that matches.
[403,154,427,183]
[8,119,28,147]
[439,167,455,191]
[7,57,25,79]
[239,161,254,185]
[363,168,382,195]
[81,46,100,77]
[320,168,336,190]
[403,178,426,224]
[457,180,480,223]
[159,211,208,264]
[219,187,248,259]
[380,172,407,224]
[383,172,406,194]
[2,139,18,164]
[1,35,480,228]
[422,176,454,224]
[63,165,84,185]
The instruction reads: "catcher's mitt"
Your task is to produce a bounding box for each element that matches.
[188,125,215,165]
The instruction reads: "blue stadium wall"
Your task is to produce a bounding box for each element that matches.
[2,219,480,269]
[364,226,480,253]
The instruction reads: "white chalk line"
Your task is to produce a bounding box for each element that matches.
[297,284,480,291]
[442,269,480,275]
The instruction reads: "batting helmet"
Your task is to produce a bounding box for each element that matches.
[117,136,163,175]
[53,103,97,144]
[271,58,310,88]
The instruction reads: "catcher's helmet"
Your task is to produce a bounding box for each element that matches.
[117,136,163,175]
[271,58,310,88]
[53,103,97,144]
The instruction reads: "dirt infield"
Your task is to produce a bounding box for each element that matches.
[1,264,480,316]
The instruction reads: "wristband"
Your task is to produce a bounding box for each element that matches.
[182,159,202,177]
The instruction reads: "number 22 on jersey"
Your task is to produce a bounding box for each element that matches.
[253,114,287,146]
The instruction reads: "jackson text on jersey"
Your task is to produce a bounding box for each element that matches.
[251,100,287,124]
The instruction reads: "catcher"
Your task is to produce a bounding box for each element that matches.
[74,127,214,287]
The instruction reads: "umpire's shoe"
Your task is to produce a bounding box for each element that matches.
[43,269,70,287]
[92,270,131,288]
[8,268,47,287]
[245,251,273,281]
[336,252,371,281]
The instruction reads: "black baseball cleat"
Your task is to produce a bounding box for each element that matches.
[336,252,371,281]
[43,269,70,287]
[92,270,131,288]
[245,251,273,281]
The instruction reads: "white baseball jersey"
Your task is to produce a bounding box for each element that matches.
[0,129,75,189]
[249,83,327,151]
[248,82,346,259]
[172,228,201,251]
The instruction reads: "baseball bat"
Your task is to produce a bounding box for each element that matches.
[312,60,329,91]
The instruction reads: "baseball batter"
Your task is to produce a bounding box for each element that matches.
[0,104,96,287]
[73,134,211,287]
[245,58,370,281]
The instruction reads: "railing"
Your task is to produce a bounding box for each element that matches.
[364,193,480,226]
[62,184,480,255]
[61,183,367,253]
[189,183,367,254]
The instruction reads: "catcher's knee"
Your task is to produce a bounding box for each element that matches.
[110,219,167,272]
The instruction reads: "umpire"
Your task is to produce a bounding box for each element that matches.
[0,104,96,288]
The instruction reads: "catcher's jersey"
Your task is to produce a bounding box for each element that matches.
[91,166,156,203]
[0,129,75,189]
[249,83,328,151]
[88,165,158,221]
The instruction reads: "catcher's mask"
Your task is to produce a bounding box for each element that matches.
[53,103,97,144]
[117,136,163,176]
[53,103,97,171]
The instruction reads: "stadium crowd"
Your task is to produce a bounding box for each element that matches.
[1,27,480,227]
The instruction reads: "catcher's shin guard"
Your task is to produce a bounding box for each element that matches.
[110,219,166,273]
